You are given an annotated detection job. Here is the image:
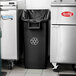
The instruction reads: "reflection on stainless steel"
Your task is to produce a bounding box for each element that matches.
[0,1,18,60]
[50,1,76,64]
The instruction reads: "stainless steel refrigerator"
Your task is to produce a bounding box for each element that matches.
[50,0,76,71]
[0,1,18,69]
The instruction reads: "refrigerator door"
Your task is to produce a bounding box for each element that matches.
[51,5,76,24]
[1,9,17,60]
[50,25,76,63]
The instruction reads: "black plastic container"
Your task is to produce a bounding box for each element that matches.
[22,10,49,69]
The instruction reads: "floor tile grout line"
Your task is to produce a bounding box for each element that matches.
[25,69,28,76]
[41,69,43,76]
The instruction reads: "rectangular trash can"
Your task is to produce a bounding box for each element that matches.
[22,10,49,69]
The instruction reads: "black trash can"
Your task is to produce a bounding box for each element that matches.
[22,10,50,69]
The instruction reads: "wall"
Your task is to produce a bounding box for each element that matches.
[16,0,26,9]
[26,0,51,9]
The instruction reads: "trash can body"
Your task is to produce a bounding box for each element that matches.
[24,22,47,69]
[22,10,49,69]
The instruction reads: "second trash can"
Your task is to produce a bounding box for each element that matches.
[22,10,49,69]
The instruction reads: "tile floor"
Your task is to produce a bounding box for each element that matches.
[2,64,76,76]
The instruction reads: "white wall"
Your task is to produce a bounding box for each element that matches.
[26,0,51,9]
[16,0,26,9]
